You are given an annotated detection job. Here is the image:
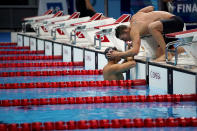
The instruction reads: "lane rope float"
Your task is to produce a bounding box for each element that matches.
[0,117,197,130]
[0,42,17,46]
[0,69,103,77]
[0,55,62,61]
[0,61,84,68]
[0,50,44,55]
[0,93,196,107]
[0,79,146,89]
[0,46,30,50]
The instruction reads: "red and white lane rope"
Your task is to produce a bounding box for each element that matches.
[0,69,102,77]
[0,46,30,50]
[0,61,84,68]
[0,94,196,107]
[0,42,17,46]
[0,79,146,89]
[0,50,44,55]
[0,55,62,61]
[0,117,197,130]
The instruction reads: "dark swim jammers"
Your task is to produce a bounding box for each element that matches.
[161,16,184,34]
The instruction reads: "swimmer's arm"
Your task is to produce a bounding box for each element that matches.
[118,31,141,58]
[110,60,136,74]
[121,57,133,64]
[85,0,96,12]
[138,6,154,13]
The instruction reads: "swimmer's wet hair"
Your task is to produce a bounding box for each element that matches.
[115,25,128,39]
[104,47,117,60]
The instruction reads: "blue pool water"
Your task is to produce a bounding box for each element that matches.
[0,32,10,42]
[0,75,104,84]
[0,86,148,100]
[0,102,196,124]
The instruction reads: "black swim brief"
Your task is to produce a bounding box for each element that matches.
[161,16,184,46]
[161,16,184,34]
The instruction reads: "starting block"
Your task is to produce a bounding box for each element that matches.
[51,16,90,40]
[53,13,104,40]
[31,11,65,36]
[69,17,116,46]
[23,11,64,33]
[36,12,81,36]
[23,9,53,22]
[166,29,197,66]
[85,14,131,51]
[22,9,54,32]
[64,13,106,39]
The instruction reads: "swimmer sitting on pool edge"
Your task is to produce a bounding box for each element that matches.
[103,47,136,81]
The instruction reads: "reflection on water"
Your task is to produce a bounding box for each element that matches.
[0,102,196,124]
[0,86,147,100]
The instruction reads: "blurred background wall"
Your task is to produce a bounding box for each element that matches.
[0,0,38,31]
[0,0,196,31]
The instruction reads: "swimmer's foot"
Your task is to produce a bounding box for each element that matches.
[154,53,173,62]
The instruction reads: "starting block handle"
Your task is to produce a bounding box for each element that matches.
[94,28,113,50]
[22,22,26,33]
[70,26,86,45]
[165,40,194,66]
[35,25,40,37]
[51,28,57,40]
[76,25,86,31]
[168,49,176,53]
[166,40,182,66]
[94,34,102,50]
[70,30,77,45]
[165,40,180,66]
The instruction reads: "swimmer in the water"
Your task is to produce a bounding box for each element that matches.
[107,6,185,62]
[103,47,136,81]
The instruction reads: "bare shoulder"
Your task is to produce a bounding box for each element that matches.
[130,20,141,32]
[103,64,119,75]
[103,64,114,75]
[103,65,108,73]
[130,27,140,39]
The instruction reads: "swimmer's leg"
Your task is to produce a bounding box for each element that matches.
[148,21,172,62]
[156,46,163,58]
[177,47,185,54]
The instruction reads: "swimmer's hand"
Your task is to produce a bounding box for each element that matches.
[126,57,133,61]
[122,57,133,63]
